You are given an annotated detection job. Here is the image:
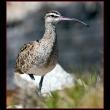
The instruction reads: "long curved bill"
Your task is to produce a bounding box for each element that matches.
[60,16,89,27]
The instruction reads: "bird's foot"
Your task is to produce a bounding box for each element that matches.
[35,85,42,96]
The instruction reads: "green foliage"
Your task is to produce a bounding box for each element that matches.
[7,72,103,108]
[38,72,103,108]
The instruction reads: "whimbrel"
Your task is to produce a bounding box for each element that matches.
[15,10,88,93]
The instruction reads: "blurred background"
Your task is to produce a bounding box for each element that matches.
[7,2,103,90]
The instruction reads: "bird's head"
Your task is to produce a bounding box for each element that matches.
[45,10,89,26]
[45,10,61,24]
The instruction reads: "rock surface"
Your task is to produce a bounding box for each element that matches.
[14,64,75,96]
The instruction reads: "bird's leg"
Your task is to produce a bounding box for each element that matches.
[28,74,35,80]
[28,74,44,96]
[38,75,44,93]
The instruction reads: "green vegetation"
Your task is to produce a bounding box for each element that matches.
[7,72,103,108]
[40,72,103,108]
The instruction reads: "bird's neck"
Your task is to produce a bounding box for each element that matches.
[40,22,57,43]
[44,23,56,39]
[38,22,57,60]
[45,22,56,30]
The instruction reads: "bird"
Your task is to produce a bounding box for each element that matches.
[15,10,88,94]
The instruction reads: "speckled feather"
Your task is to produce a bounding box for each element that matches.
[15,11,61,76]
[15,26,58,75]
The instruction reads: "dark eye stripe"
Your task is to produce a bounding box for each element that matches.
[50,15,58,18]
[46,14,59,18]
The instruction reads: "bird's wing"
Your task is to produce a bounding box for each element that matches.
[15,41,39,74]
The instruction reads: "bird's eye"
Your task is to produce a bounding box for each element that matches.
[50,15,55,17]
[50,15,58,18]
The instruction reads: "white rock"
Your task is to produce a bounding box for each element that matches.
[14,64,75,96]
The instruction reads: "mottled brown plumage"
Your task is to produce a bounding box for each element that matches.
[15,10,88,92]
[15,32,58,75]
